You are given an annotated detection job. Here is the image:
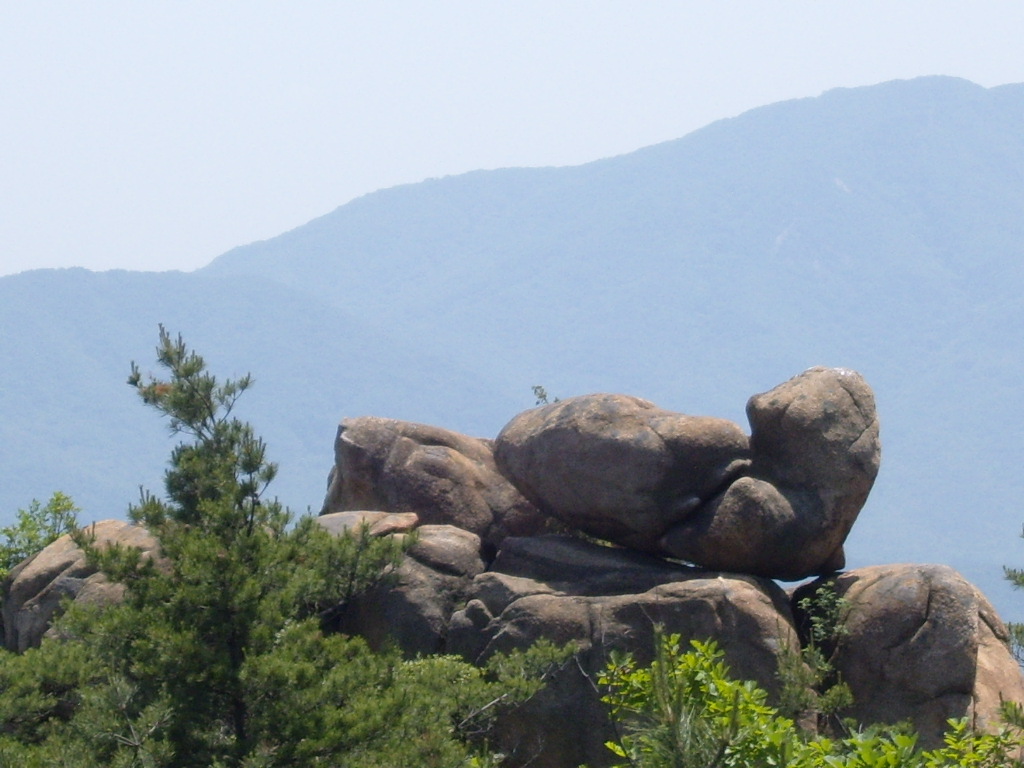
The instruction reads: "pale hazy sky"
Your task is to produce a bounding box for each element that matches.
[2,2,1023,278]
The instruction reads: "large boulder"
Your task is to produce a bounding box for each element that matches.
[660,367,880,578]
[329,523,486,657]
[746,367,880,497]
[493,394,750,551]
[1,520,158,652]
[321,417,548,551]
[446,536,799,768]
[813,564,1024,748]
[493,370,879,580]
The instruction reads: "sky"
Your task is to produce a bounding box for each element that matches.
[2,2,1024,278]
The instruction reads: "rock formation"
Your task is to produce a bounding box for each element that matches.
[321,512,485,656]
[493,393,751,553]
[447,536,800,767]
[2,367,1019,768]
[1,519,159,652]
[321,416,549,551]
[660,366,880,578]
[800,564,1024,747]
[495,367,880,579]
[313,367,1014,766]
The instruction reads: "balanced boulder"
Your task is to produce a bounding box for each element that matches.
[494,369,880,580]
[660,367,880,578]
[493,394,750,551]
[321,416,548,550]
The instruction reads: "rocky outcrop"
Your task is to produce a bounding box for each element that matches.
[311,367,1019,766]
[807,564,1024,749]
[1,519,159,652]
[327,534,1024,767]
[321,417,548,551]
[496,367,880,579]
[3,368,1018,768]
[447,536,800,768]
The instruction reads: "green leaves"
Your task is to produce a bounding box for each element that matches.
[0,330,559,767]
[600,632,1024,768]
[0,491,79,582]
[93,330,481,764]
[601,636,783,768]
[777,579,854,731]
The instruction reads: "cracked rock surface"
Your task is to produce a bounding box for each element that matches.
[661,367,881,578]
[321,416,548,549]
[815,563,1024,749]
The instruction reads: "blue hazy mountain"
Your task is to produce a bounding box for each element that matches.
[3,76,1023,617]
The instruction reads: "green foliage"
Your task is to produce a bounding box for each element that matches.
[1004,544,1024,669]
[601,636,798,768]
[0,637,98,744]
[1003,535,1024,733]
[0,491,79,582]
[0,328,555,767]
[1006,622,1024,668]
[600,633,1023,768]
[777,579,854,732]
[531,385,559,406]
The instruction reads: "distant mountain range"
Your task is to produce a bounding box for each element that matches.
[3,76,1024,618]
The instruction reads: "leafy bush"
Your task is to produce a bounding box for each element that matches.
[777,578,854,733]
[600,633,1022,768]
[0,491,79,582]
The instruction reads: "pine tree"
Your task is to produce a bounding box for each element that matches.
[0,328,562,766]
[69,327,411,764]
